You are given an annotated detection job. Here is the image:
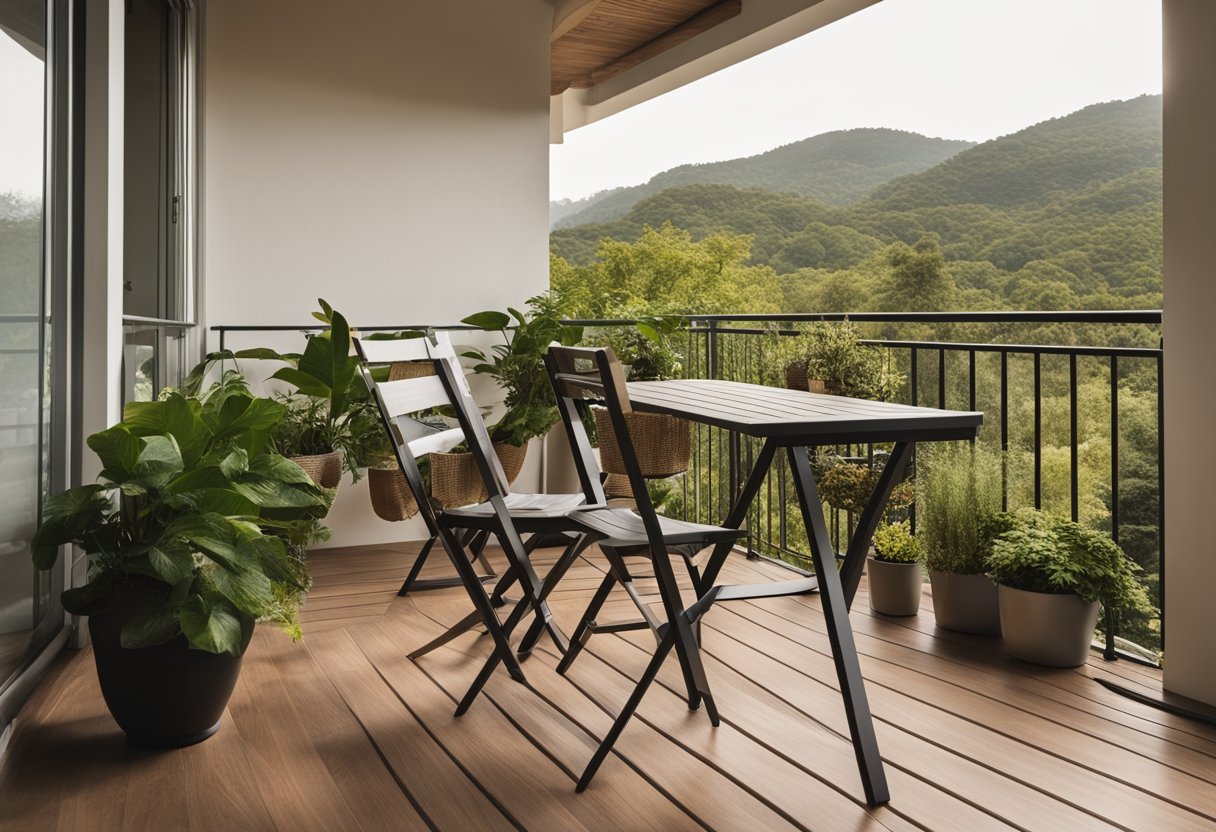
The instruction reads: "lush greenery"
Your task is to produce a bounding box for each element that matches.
[984,509,1153,613]
[551,96,1163,315]
[872,521,921,564]
[586,315,685,382]
[461,294,584,446]
[31,384,330,656]
[816,457,914,518]
[917,444,1004,575]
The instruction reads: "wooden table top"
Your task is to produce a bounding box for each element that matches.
[627,379,982,444]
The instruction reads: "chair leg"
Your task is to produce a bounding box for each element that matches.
[576,630,677,792]
[408,609,483,659]
[518,535,594,656]
[556,570,617,675]
[397,535,437,596]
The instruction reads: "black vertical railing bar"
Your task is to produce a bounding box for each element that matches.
[968,350,977,446]
[1157,349,1166,649]
[909,347,919,536]
[1001,351,1009,511]
[938,349,947,411]
[1034,352,1042,510]
[1070,354,1080,523]
[1106,354,1120,661]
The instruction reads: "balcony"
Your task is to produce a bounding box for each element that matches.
[3,539,1208,830]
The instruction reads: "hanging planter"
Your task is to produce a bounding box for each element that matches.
[431,442,528,507]
[367,464,420,521]
[289,450,343,489]
[595,409,690,480]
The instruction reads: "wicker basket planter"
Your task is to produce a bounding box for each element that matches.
[367,464,420,521]
[387,361,435,381]
[595,409,690,481]
[431,441,528,508]
[784,361,809,392]
[289,450,343,489]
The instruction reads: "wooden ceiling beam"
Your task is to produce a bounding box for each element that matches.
[551,0,608,43]
[566,0,742,90]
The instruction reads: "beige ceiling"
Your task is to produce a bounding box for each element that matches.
[551,0,742,96]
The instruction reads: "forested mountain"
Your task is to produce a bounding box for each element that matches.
[550,96,1163,314]
[551,128,973,229]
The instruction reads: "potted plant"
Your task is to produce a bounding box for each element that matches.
[268,300,366,489]
[867,521,923,616]
[30,385,329,747]
[773,321,901,401]
[917,443,1004,635]
[817,456,914,517]
[985,509,1154,667]
[589,315,690,497]
[446,293,583,506]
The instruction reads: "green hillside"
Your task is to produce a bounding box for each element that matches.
[552,128,972,229]
[863,95,1161,211]
[551,96,1163,313]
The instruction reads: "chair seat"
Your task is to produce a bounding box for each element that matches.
[570,507,747,550]
[442,492,595,533]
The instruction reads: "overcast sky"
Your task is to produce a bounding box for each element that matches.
[550,0,1163,202]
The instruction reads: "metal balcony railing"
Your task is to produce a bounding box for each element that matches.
[212,310,1165,664]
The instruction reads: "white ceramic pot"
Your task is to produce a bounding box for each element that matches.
[928,570,1002,636]
[998,584,1100,667]
[867,557,923,616]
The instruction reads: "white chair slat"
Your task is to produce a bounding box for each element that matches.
[407,426,466,458]
[379,375,450,417]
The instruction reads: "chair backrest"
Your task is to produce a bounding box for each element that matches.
[355,332,511,525]
[546,345,661,523]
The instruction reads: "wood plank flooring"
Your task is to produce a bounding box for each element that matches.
[1,539,1211,832]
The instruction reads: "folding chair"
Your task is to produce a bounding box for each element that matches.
[545,345,818,791]
[354,332,602,713]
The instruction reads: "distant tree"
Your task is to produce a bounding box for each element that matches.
[881,234,955,311]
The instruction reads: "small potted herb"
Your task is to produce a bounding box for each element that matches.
[918,443,1004,635]
[867,521,923,616]
[774,320,901,401]
[985,509,1154,667]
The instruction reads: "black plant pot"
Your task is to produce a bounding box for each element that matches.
[88,613,247,748]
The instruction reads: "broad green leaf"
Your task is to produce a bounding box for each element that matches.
[121,607,182,648]
[636,321,662,343]
[232,347,286,360]
[269,366,331,398]
[184,488,260,517]
[122,394,205,462]
[212,395,286,438]
[247,453,316,486]
[87,425,145,482]
[230,475,325,508]
[135,435,185,486]
[461,310,511,331]
[219,448,249,479]
[166,465,231,494]
[148,539,196,585]
[61,580,111,616]
[31,485,111,568]
[180,594,246,656]
[209,559,275,617]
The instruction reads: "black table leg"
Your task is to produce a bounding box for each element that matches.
[787,445,890,806]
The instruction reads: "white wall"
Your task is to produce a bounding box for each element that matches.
[1162,0,1216,706]
[202,0,554,547]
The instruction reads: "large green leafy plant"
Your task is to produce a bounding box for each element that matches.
[590,315,686,382]
[984,509,1154,613]
[461,293,583,446]
[31,386,330,656]
[772,320,902,401]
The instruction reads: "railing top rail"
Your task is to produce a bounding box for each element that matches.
[856,339,1162,358]
[123,315,197,328]
[212,309,1163,335]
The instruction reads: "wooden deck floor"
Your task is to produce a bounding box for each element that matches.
[2,540,1213,832]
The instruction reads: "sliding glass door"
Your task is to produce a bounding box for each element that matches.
[0,0,67,704]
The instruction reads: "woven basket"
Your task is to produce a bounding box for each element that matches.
[290,450,343,489]
[431,442,528,508]
[387,361,435,381]
[785,361,809,391]
[595,409,690,479]
[367,464,420,521]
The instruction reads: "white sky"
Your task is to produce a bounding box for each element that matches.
[550,0,1163,202]
[0,32,44,200]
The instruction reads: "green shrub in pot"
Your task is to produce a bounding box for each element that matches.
[985,509,1154,666]
[30,386,330,746]
[867,521,923,616]
[917,443,1004,634]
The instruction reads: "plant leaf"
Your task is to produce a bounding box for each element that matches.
[87,425,145,482]
[121,607,182,649]
[461,311,511,331]
[148,539,196,585]
[180,594,246,656]
[31,485,111,569]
